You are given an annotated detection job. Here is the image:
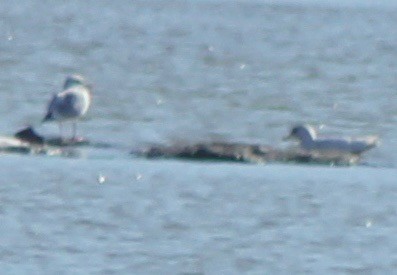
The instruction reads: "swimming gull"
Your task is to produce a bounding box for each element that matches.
[42,74,91,141]
[283,124,379,155]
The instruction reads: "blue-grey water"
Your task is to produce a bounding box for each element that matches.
[1,0,397,273]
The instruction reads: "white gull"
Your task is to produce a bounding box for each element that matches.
[42,74,91,141]
[284,124,379,155]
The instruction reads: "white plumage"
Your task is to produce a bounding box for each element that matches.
[43,75,91,141]
[284,125,379,155]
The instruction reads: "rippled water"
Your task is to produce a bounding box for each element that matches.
[1,0,397,273]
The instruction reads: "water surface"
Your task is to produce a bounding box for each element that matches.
[1,0,397,273]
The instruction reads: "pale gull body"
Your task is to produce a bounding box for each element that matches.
[42,75,91,141]
[284,125,379,155]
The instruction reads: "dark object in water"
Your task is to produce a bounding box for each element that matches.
[138,142,360,166]
[14,126,89,147]
[15,126,44,145]
[142,143,272,163]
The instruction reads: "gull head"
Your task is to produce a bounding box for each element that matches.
[64,74,90,89]
[284,124,317,142]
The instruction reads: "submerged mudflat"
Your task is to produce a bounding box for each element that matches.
[8,126,363,166]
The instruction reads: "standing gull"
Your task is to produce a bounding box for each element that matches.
[283,124,379,155]
[42,75,91,141]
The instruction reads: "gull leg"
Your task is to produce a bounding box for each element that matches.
[72,122,77,141]
[59,122,64,143]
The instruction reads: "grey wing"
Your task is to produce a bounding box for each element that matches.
[315,136,378,154]
[55,92,81,118]
[350,138,378,154]
[317,139,376,154]
[314,139,354,152]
